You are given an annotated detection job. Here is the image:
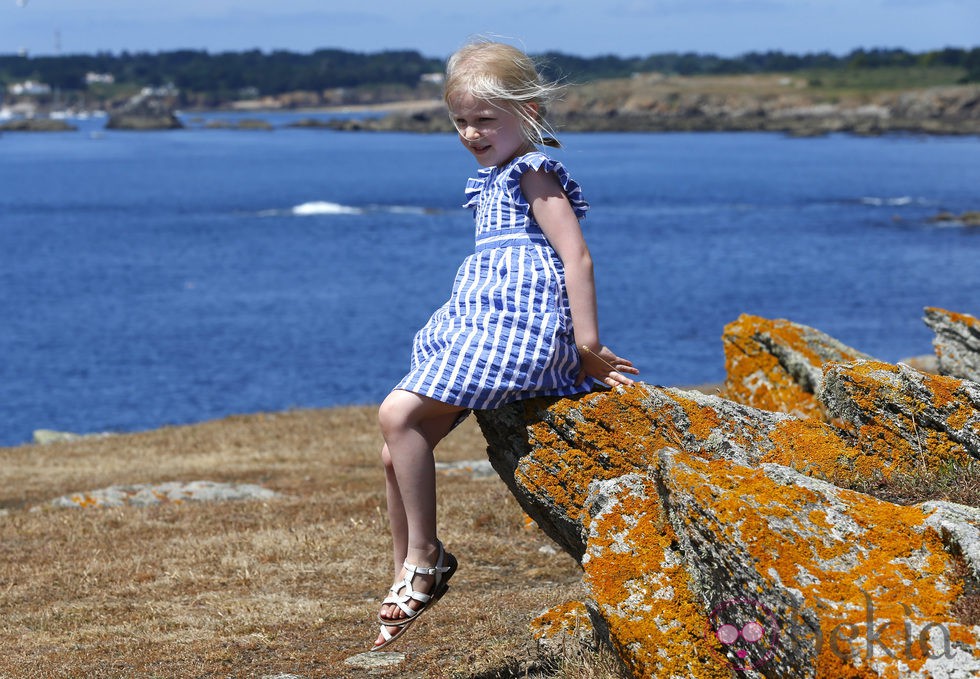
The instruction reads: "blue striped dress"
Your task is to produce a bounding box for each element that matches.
[395,150,594,410]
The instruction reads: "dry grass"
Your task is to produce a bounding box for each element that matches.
[0,408,625,679]
[846,459,980,508]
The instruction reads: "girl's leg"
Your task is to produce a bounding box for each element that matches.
[381,406,459,576]
[380,442,409,578]
[375,390,463,639]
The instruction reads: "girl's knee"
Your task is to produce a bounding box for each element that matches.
[378,390,413,438]
[380,443,394,469]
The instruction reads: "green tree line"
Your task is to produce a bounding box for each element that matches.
[1,46,977,96]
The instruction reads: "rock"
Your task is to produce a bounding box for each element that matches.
[33,429,84,444]
[235,118,273,130]
[921,501,980,581]
[321,109,452,134]
[343,651,405,669]
[580,472,719,677]
[284,117,335,129]
[203,118,273,131]
[722,314,872,420]
[33,429,115,444]
[434,459,497,479]
[475,377,980,677]
[820,360,980,466]
[106,94,182,130]
[661,451,980,677]
[47,480,280,508]
[929,212,980,227]
[924,307,980,383]
[0,118,77,132]
[476,383,902,558]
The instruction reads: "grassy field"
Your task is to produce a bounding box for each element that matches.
[0,407,625,679]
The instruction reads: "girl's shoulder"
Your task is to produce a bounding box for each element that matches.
[503,151,589,219]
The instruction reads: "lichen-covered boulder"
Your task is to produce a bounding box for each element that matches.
[581,472,729,678]
[722,314,872,420]
[476,382,980,678]
[819,360,980,467]
[924,307,980,383]
[660,450,980,678]
[477,383,895,558]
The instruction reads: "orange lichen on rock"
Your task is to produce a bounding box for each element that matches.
[517,384,666,525]
[821,360,978,472]
[926,306,980,330]
[661,450,978,676]
[763,417,893,483]
[722,314,868,421]
[923,307,980,384]
[582,473,731,679]
[529,600,592,641]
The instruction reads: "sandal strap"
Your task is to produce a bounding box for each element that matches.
[402,561,451,576]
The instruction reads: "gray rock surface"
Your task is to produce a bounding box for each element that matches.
[106,93,182,130]
[924,307,980,383]
[48,480,280,508]
[820,359,980,463]
[722,313,872,419]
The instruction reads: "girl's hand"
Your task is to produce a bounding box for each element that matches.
[577,344,640,388]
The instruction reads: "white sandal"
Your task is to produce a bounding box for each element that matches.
[372,618,415,651]
[377,541,458,628]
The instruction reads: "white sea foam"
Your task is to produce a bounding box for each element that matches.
[378,204,437,215]
[291,201,363,216]
[256,201,437,217]
[860,196,915,207]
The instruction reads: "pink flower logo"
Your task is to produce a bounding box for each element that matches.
[705,598,780,670]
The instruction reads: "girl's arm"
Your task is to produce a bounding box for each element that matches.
[520,168,639,388]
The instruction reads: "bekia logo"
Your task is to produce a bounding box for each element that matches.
[705,591,959,670]
[706,598,780,670]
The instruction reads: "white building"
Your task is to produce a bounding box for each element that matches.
[85,72,115,85]
[9,80,52,96]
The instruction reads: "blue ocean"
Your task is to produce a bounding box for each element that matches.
[2,112,979,447]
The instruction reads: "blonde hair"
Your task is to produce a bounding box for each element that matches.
[444,41,563,148]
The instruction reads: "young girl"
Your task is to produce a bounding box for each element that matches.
[372,40,638,651]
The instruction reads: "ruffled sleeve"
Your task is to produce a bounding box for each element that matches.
[504,152,590,220]
[462,167,493,211]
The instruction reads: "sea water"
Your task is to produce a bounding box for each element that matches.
[1,113,979,446]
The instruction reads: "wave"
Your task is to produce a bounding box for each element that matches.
[257,201,440,218]
[859,196,920,207]
[292,201,364,216]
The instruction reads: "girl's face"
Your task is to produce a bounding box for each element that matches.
[449,93,533,168]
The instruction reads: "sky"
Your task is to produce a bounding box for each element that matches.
[0,0,977,59]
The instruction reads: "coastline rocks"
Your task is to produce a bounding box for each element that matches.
[924,307,980,382]
[929,211,980,227]
[106,94,182,130]
[0,118,77,132]
[722,314,872,420]
[475,312,980,677]
[820,360,980,465]
[202,118,273,130]
[336,83,980,137]
[323,109,451,133]
[552,83,980,137]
